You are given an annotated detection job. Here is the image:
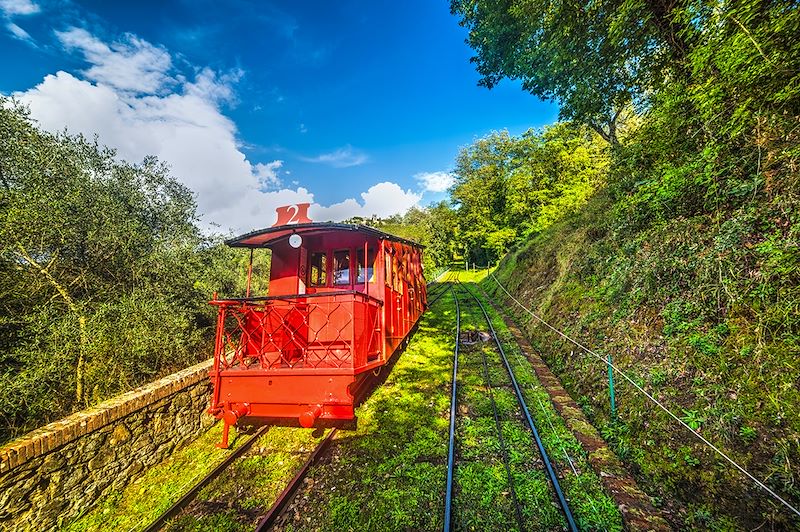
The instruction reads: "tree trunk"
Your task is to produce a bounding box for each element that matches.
[15,245,88,404]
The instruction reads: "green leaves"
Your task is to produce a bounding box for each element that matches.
[0,98,245,442]
[450,123,609,263]
[451,0,670,143]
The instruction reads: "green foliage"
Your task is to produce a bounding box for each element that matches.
[456,0,800,527]
[451,123,609,263]
[0,99,247,442]
[450,0,660,143]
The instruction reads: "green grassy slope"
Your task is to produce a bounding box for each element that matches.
[481,190,800,529]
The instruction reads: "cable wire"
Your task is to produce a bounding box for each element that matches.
[490,273,800,520]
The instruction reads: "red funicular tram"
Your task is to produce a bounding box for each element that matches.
[209,204,426,447]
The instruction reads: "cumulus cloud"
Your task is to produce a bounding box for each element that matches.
[185,67,242,104]
[415,170,455,193]
[15,28,417,234]
[312,182,421,222]
[254,160,283,189]
[0,0,39,16]
[301,145,368,168]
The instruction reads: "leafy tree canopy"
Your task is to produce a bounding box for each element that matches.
[0,98,247,442]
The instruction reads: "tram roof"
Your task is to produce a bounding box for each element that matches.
[226,222,424,249]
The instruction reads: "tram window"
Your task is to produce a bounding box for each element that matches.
[357,248,376,283]
[393,253,402,293]
[309,252,327,287]
[333,249,351,285]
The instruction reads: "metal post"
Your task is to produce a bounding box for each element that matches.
[364,241,369,297]
[607,354,617,418]
[246,248,254,298]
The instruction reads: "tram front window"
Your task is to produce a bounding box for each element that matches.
[309,252,327,287]
[333,249,350,285]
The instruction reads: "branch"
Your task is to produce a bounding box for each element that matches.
[15,246,78,313]
[730,16,787,72]
[0,162,9,191]
[15,243,88,404]
[589,122,612,144]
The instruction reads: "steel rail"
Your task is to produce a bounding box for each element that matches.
[427,284,452,307]
[454,280,525,531]
[461,281,578,532]
[443,284,460,532]
[254,427,339,531]
[426,272,455,307]
[142,425,270,532]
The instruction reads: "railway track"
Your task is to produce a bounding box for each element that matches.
[143,426,271,532]
[444,275,578,531]
[145,270,612,531]
[142,425,338,531]
[253,428,338,530]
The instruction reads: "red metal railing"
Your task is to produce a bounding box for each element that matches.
[210,291,383,372]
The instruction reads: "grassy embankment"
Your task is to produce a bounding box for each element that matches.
[482,191,800,529]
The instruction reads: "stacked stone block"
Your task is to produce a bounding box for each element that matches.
[0,358,214,530]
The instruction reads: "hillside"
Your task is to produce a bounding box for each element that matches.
[481,187,799,528]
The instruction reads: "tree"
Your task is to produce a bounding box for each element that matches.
[449,0,690,144]
[423,202,459,267]
[0,98,241,441]
[450,124,608,261]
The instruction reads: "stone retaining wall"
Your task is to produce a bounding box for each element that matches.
[0,358,215,531]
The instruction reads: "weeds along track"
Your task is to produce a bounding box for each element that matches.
[137,425,336,531]
[444,276,574,531]
[445,275,623,531]
[142,425,269,532]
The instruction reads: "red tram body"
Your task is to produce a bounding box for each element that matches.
[208,208,426,447]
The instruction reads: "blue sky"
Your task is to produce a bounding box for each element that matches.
[1,0,557,233]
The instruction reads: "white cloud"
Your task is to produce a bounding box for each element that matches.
[311,182,421,221]
[14,28,418,235]
[55,27,173,94]
[415,170,455,193]
[6,21,31,42]
[185,67,242,104]
[0,0,39,16]
[301,145,368,168]
[254,160,283,189]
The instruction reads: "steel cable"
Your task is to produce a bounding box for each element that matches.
[491,273,800,520]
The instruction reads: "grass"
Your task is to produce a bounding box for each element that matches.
[163,425,329,530]
[63,415,330,531]
[64,422,249,531]
[481,191,800,529]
